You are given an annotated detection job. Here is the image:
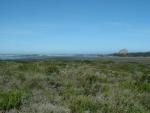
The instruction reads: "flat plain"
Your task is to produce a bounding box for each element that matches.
[0,57,150,113]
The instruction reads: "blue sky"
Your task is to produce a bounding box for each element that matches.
[0,0,150,54]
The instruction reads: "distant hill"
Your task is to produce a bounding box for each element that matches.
[111,51,150,57]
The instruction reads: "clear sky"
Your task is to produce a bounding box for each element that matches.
[0,0,150,54]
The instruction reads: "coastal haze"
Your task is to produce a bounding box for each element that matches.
[0,53,99,60]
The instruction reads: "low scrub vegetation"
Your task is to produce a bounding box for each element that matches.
[0,89,22,110]
[0,58,150,113]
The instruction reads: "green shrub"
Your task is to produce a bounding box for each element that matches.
[120,80,137,89]
[134,74,150,92]
[141,74,150,83]
[140,93,150,110]
[46,64,59,74]
[45,90,55,102]
[18,64,29,71]
[70,96,100,113]
[61,87,84,101]
[18,62,41,73]
[79,74,107,95]
[141,82,150,92]
[0,89,23,110]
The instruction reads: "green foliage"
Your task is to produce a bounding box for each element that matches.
[70,96,100,113]
[46,64,59,74]
[0,89,23,110]
[140,93,150,110]
[18,63,40,72]
[120,80,137,89]
[134,74,150,92]
[140,82,150,92]
[0,58,150,113]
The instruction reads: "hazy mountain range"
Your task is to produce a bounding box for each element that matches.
[0,51,150,60]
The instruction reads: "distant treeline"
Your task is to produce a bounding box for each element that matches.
[111,52,150,57]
